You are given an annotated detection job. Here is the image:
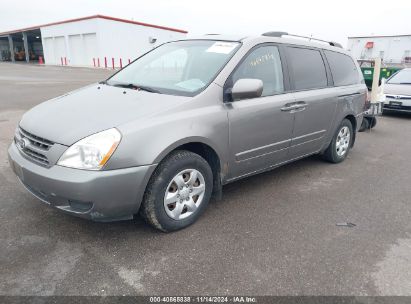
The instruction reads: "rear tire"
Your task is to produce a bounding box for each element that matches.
[322,119,353,163]
[140,150,213,232]
[369,117,377,129]
[358,117,370,132]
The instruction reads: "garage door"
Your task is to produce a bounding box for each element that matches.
[68,35,83,66]
[83,33,97,67]
[68,34,97,66]
[54,36,66,65]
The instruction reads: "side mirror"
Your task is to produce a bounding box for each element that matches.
[230,79,263,101]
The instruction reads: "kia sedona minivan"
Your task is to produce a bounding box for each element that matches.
[9,32,366,232]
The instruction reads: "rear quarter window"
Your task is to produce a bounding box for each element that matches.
[324,50,359,86]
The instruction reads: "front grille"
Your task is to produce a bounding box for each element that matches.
[19,127,54,150]
[16,127,55,166]
[23,147,49,165]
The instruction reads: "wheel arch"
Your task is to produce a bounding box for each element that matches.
[153,138,225,200]
[344,114,357,147]
[321,112,359,154]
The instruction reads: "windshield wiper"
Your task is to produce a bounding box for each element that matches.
[399,82,411,85]
[112,83,161,93]
[136,85,161,93]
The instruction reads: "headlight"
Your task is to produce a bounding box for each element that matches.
[57,128,121,170]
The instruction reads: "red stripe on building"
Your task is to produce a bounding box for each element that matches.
[0,15,188,36]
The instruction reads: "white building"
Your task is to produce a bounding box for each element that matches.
[0,15,187,67]
[347,34,411,65]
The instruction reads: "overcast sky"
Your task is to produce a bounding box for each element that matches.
[1,0,410,47]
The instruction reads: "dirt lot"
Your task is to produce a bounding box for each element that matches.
[1,63,411,296]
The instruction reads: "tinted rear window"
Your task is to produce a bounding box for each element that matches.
[287,47,328,90]
[324,50,359,86]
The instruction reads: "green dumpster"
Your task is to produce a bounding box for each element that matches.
[361,67,402,89]
[357,60,402,89]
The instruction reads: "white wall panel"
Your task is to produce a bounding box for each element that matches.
[96,18,186,68]
[43,37,54,64]
[40,17,186,67]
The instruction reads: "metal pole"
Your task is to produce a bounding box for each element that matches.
[8,35,15,62]
[22,32,29,63]
[370,57,381,104]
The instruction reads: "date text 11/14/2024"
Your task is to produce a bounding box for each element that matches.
[149,296,257,303]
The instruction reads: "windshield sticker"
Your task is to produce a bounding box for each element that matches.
[250,53,275,67]
[206,42,238,54]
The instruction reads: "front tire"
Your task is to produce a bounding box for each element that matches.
[140,150,213,232]
[322,119,353,163]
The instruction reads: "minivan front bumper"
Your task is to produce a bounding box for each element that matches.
[8,142,156,221]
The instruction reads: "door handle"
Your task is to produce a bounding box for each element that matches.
[281,101,307,112]
[281,104,295,111]
[293,101,307,111]
[281,102,299,111]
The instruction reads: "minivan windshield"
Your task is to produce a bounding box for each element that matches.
[106,40,241,96]
[387,69,411,85]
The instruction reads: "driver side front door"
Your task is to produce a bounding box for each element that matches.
[225,44,295,180]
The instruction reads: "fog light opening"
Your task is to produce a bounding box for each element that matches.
[68,200,93,212]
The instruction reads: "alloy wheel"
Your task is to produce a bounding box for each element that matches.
[336,126,351,157]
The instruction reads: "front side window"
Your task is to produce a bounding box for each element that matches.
[107,40,241,96]
[387,69,411,84]
[324,50,359,86]
[230,45,284,97]
[287,47,328,90]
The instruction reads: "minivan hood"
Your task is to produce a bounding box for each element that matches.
[19,84,188,146]
[384,83,411,96]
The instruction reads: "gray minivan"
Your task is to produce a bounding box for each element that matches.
[8,32,366,232]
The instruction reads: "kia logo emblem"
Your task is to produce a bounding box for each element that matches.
[18,138,29,150]
[395,95,401,99]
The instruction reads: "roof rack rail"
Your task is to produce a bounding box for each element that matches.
[262,31,342,48]
[262,31,288,38]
